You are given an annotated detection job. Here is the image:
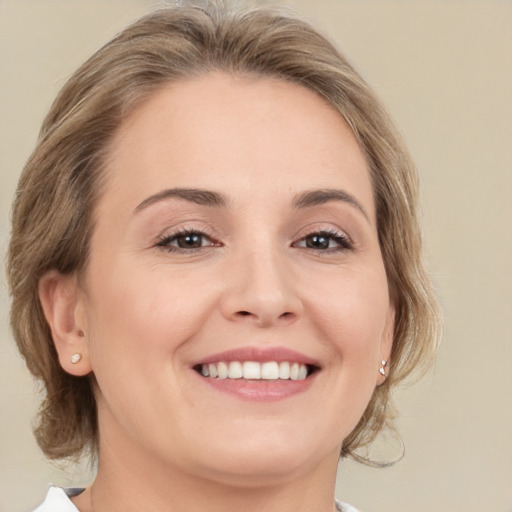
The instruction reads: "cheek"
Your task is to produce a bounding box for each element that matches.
[303,265,391,417]
[82,267,204,422]
[84,262,217,369]
[307,266,391,350]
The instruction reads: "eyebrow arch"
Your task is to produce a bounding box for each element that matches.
[134,188,228,213]
[292,188,369,221]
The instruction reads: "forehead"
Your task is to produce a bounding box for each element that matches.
[101,72,374,220]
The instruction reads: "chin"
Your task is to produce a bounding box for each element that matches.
[198,456,312,488]
[191,428,335,487]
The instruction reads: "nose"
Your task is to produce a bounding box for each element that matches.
[220,248,303,327]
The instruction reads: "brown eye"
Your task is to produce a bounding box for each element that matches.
[156,230,218,252]
[295,230,352,251]
[175,233,204,249]
[305,234,330,249]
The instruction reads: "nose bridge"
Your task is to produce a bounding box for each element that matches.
[221,238,302,326]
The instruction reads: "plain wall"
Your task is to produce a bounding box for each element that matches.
[1,1,511,511]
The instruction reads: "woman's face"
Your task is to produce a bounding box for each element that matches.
[77,73,393,484]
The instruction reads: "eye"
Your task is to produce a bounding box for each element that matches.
[294,230,352,252]
[156,229,219,252]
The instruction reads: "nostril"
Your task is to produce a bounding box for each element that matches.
[230,308,300,325]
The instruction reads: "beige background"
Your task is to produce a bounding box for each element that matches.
[1,1,511,511]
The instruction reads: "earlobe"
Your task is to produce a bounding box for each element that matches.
[377,305,395,385]
[38,270,92,377]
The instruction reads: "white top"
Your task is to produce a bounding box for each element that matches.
[33,487,80,512]
[34,487,360,512]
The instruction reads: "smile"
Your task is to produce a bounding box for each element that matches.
[195,361,315,381]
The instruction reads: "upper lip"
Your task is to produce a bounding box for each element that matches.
[192,346,320,367]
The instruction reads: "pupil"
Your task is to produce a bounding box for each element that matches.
[307,235,328,249]
[178,234,201,248]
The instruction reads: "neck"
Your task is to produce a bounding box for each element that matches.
[74,436,341,512]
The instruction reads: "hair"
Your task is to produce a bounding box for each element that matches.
[7,0,441,464]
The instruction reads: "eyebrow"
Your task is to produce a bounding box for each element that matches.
[134,188,228,213]
[292,188,369,221]
[134,186,368,221]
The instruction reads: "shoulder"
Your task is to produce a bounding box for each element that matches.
[33,487,83,512]
[336,499,361,512]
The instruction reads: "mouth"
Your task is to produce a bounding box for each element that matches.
[190,347,320,401]
[193,361,319,381]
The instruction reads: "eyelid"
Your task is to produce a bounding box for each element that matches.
[155,225,222,253]
[155,221,219,242]
[292,226,353,251]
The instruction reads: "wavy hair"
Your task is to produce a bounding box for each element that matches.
[7,1,441,463]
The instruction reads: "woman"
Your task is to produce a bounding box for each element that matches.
[7,2,441,511]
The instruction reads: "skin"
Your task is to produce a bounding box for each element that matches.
[40,72,394,512]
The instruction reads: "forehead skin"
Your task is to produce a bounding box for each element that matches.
[99,72,375,228]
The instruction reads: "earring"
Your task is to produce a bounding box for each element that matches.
[379,359,388,376]
[71,353,82,364]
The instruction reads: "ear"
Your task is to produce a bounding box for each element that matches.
[377,304,395,385]
[38,270,92,376]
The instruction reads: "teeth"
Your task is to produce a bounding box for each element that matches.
[228,361,243,379]
[279,361,290,379]
[208,363,218,378]
[261,361,279,380]
[243,361,260,379]
[290,362,300,381]
[217,362,228,379]
[199,361,311,381]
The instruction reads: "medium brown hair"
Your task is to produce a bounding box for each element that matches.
[7,1,441,463]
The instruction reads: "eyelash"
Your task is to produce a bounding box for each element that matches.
[293,228,352,252]
[156,227,219,253]
[155,227,352,254]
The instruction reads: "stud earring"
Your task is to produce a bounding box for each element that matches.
[379,359,388,376]
[71,353,82,364]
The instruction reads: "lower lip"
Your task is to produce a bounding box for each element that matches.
[195,372,317,402]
